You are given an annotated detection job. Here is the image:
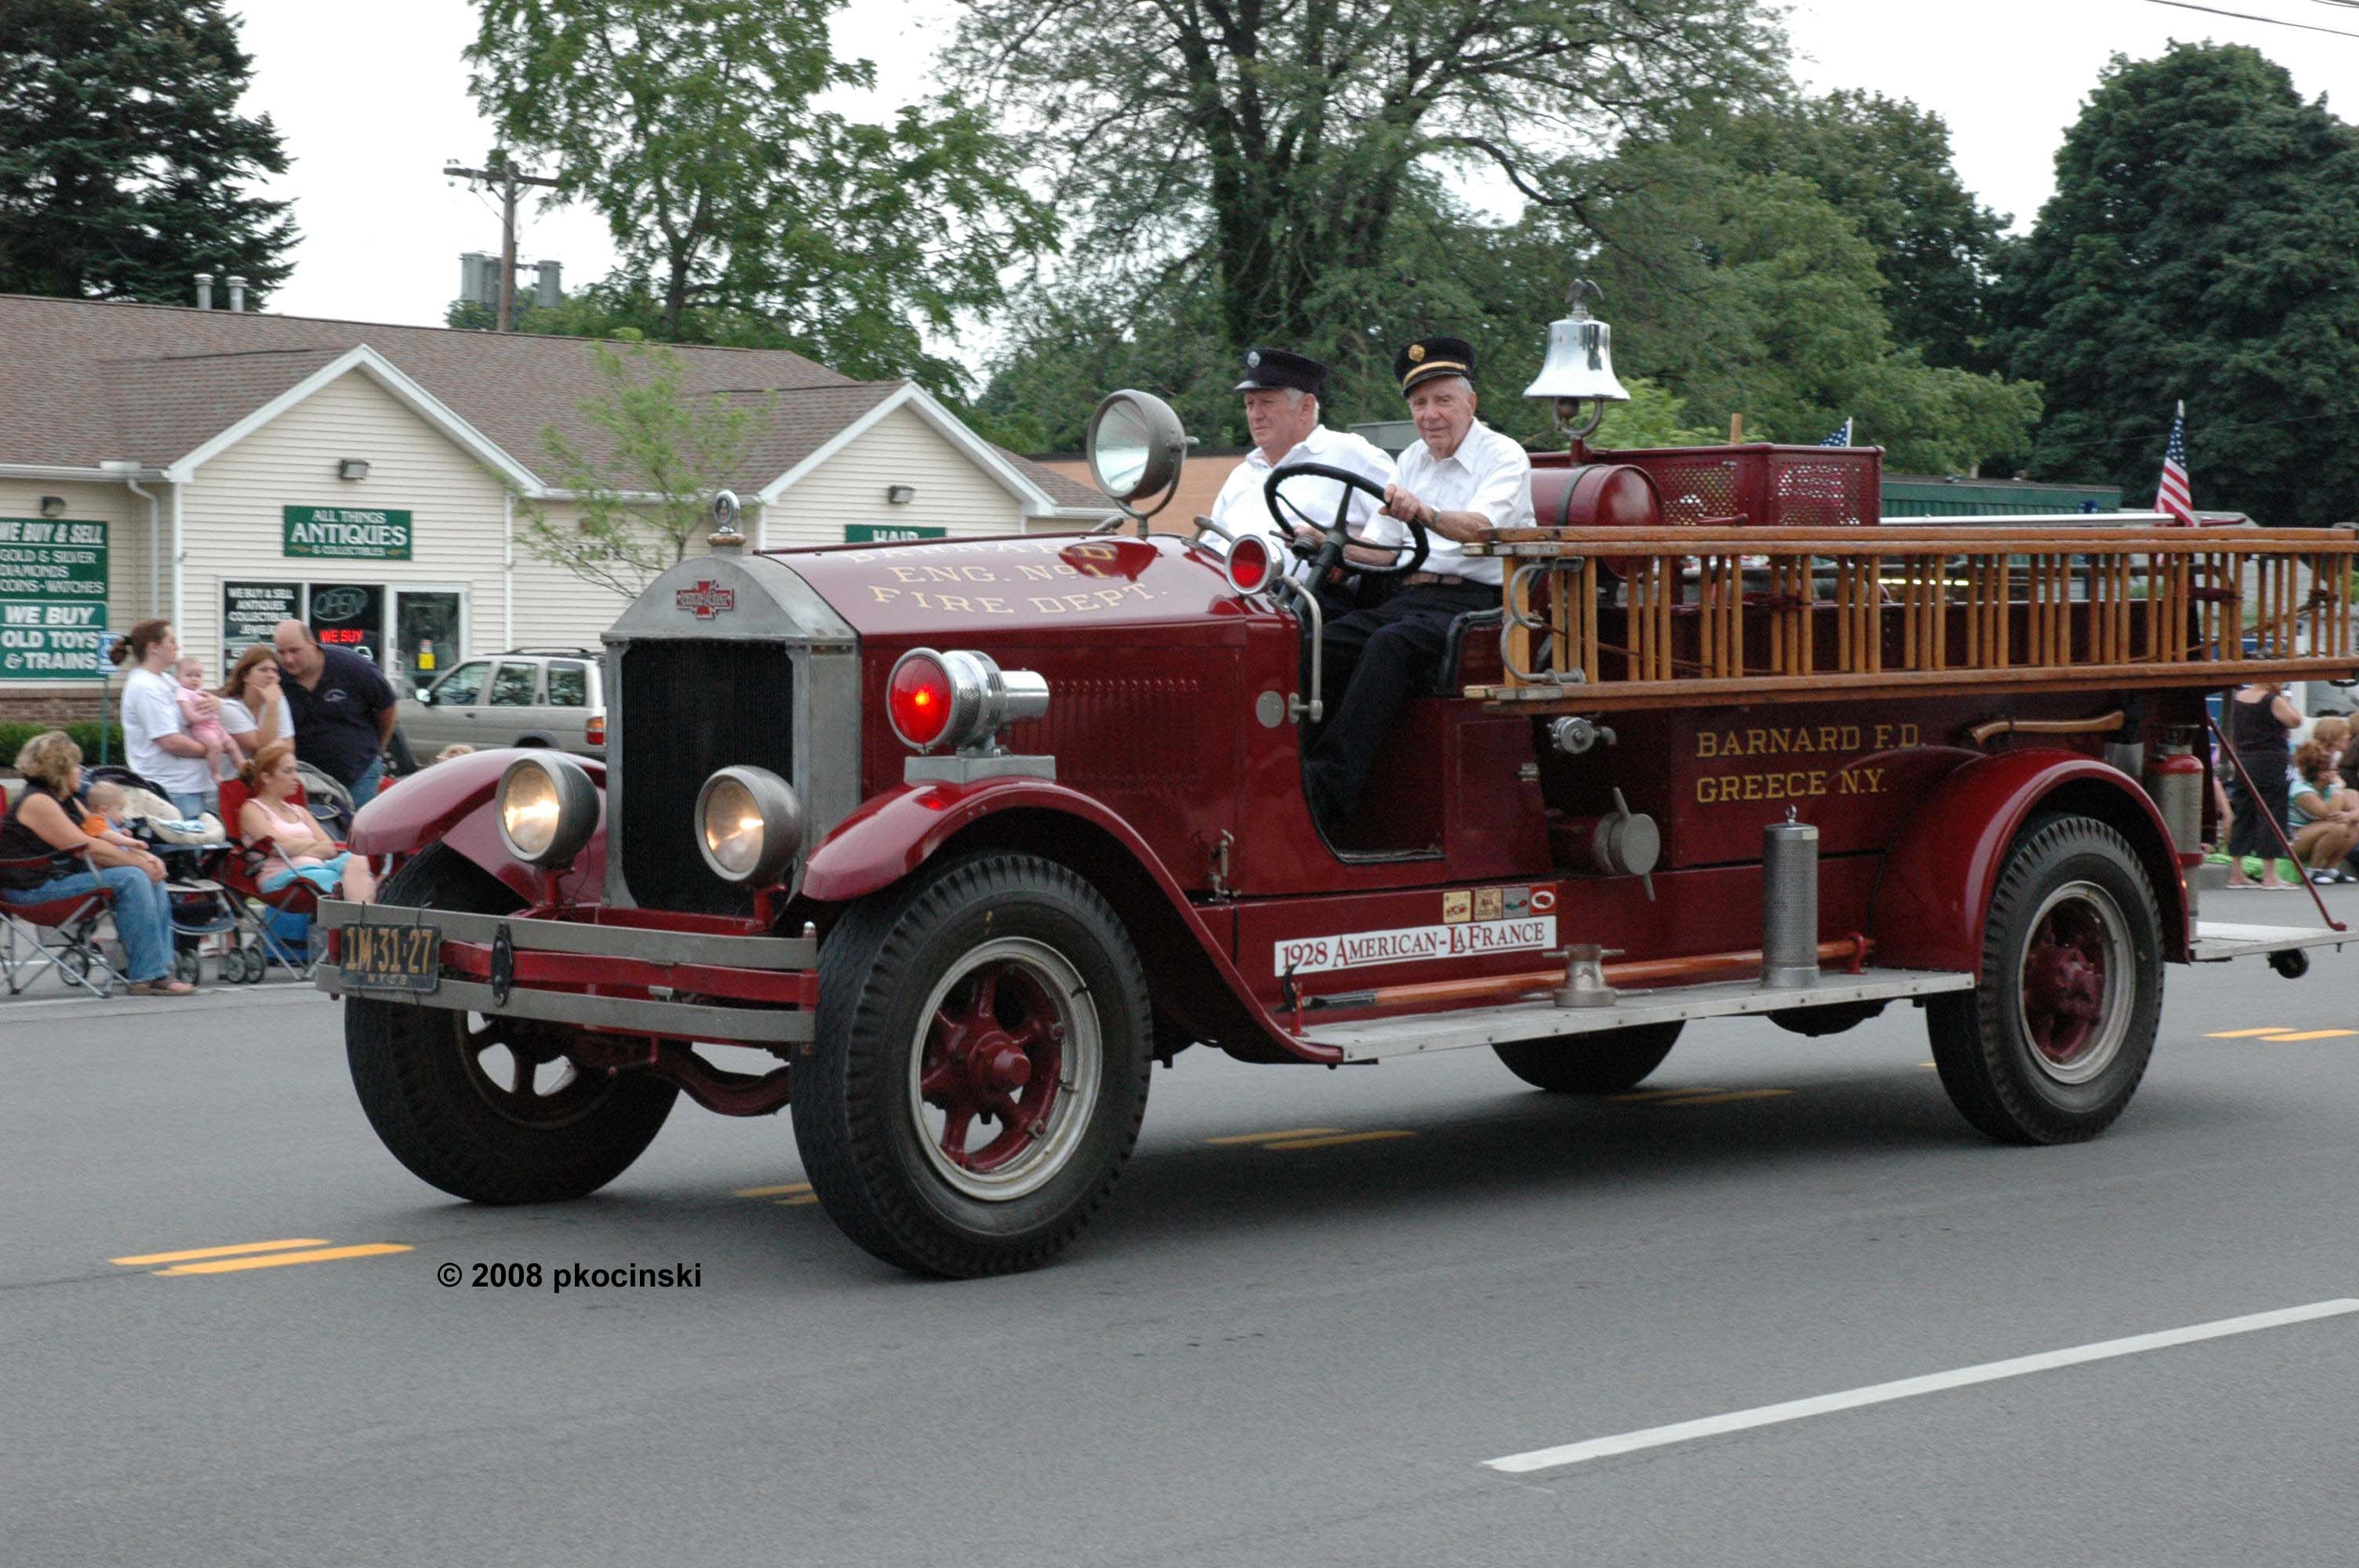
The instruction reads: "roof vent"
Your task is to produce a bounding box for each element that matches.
[194,274,214,310]
[226,276,248,313]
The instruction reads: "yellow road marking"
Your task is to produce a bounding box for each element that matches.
[1649,1090,1796,1108]
[1605,1087,1723,1102]
[111,1238,332,1267]
[153,1243,413,1276]
[2207,1028,2295,1038]
[735,1182,812,1197]
[774,1194,820,1206]
[1920,1061,1938,1069]
[1259,1130,1417,1151]
[1205,1127,1343,1145]
[2263,1030,2357,1042]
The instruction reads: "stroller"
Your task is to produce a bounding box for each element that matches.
[84,765,245,984]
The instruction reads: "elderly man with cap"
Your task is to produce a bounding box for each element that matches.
[1302,336,1533,827]
[1204,348,1395,599]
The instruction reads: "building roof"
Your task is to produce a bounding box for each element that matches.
[0,292,1101,511]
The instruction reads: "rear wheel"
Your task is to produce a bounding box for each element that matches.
[1493,1022,1682,1094]
[792,851,1153,1278]
[1927,813,2162,1145]
[344,845,677,1202]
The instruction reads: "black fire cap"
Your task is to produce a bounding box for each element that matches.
[1234,347,1329,395]
[1395,336,1474,394]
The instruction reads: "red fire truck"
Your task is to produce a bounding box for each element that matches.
[320,304,2359,1278]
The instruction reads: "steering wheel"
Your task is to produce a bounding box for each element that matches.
[1262,463,1430,583]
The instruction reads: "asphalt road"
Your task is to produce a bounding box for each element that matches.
[6,884,2357,1566]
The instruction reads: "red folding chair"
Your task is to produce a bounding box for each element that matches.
[219,775,345,980]
[0,844,129,997]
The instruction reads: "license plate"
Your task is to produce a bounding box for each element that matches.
[340,923,442,993]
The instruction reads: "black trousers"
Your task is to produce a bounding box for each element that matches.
[1303,580,1495,818]
[2226,749,2292,861]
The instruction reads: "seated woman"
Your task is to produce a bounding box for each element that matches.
[0,731,192,995]
[236,741,376,906]
[2288,739,2359,884]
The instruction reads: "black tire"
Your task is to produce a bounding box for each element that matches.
[344,844,678,1203]
[173,949,200,984]
[1926,813,2163,1145]
[792,850,1154,1278]
[1493,1022,1683,1094]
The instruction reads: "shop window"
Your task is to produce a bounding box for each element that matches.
[545,662,588,707]
[432,661,490,706]
[489,662,541,706]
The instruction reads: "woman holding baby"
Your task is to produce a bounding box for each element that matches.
[111,620,216,818]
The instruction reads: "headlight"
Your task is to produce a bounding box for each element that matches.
[496,752,600,868]
[695,766,803,886]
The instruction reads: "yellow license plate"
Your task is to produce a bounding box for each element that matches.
[340,923,442,994]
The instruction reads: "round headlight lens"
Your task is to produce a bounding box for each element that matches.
[694,766,803,886]
[495,753,599,868]
[889,650,954,750]
[500,766,561,858]
[702,775,765,878]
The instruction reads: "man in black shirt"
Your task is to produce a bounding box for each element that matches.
[273,619,398,801]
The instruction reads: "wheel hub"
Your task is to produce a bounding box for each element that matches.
[2014,882,2134,1081]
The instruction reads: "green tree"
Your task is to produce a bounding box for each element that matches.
[946,0,1781,359]
[1691,91,2007,370]
[1994,43,2359,524]
[518,343,769,600]
[0,0,296,303]
[467,0,1051,386]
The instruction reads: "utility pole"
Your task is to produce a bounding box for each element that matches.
[442,150,562,332]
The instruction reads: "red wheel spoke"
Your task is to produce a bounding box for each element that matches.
[509,1051,534,1098]
[937,1105,975,1164]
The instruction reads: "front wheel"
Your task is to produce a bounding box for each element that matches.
[792,851,1154,1278]
[345,845,678,1202]
[1926,813,2163,1145]
[1493,1022,1682,1094]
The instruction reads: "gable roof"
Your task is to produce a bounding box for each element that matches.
[0,292,1102,512]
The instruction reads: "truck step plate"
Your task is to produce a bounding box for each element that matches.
[2190,921,2355,963]
[1301,967,1974,1062]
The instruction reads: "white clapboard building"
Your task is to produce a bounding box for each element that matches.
[0,292,1105,722]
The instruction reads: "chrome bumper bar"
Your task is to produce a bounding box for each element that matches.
[312,899,816,1044]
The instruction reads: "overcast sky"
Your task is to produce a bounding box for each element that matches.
[238,0,2359,350]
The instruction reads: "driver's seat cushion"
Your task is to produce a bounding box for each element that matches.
[1417,607,1504,695]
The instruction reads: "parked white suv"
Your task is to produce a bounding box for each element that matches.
[398,648,605,759]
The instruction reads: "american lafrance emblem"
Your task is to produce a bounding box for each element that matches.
[675,579,737,618]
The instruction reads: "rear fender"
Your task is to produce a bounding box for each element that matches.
[801,779,1315,1062]
[347,748,605,904]
[1870,749,2189,974]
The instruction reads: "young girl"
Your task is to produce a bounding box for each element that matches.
[236,741,375,905]
[176,656,243,778]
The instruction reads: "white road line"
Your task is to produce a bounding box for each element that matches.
[1485,1298,2359,1475]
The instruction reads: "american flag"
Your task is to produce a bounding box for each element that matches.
[1819,419,1853,447]
[2156,401,2195,525]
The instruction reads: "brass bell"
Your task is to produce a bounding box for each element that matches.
[1525,281,1630,437]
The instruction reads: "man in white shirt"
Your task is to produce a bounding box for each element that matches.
[1303,336,1534,827]
[1204,348,1394,604]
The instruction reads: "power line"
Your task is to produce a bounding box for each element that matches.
[2138,0,2359,38]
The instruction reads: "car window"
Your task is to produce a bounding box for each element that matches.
[488,662,541,706]
[433,661,489,706]
[545,661,587,707]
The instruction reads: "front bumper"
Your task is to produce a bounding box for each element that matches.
[313,898,817,1045]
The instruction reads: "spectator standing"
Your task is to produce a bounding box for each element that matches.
[2224,680,2301,889]
[216,644,289,757]
[0,731,191,994]
[272,619,395,803]
[111,619,214,818]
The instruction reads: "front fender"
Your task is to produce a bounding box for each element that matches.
[803,777,1173,905]
[348,748,605,903]
[1870,749,2189,974]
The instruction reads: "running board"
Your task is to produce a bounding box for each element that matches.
[2190,921,2355,963]
[1300,967,1974,1062]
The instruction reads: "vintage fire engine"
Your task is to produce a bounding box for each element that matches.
[320,296,2359,1278]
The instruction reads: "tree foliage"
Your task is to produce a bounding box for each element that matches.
[1685,91,2006,371]
[518,343,768,601]
[0,0,296,303]
[467,0,1052,388]
[1994,42,2359,524]
[947,0,1781,358]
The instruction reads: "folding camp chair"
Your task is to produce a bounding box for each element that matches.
[218,775,346,981]
[0,847,129,997]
